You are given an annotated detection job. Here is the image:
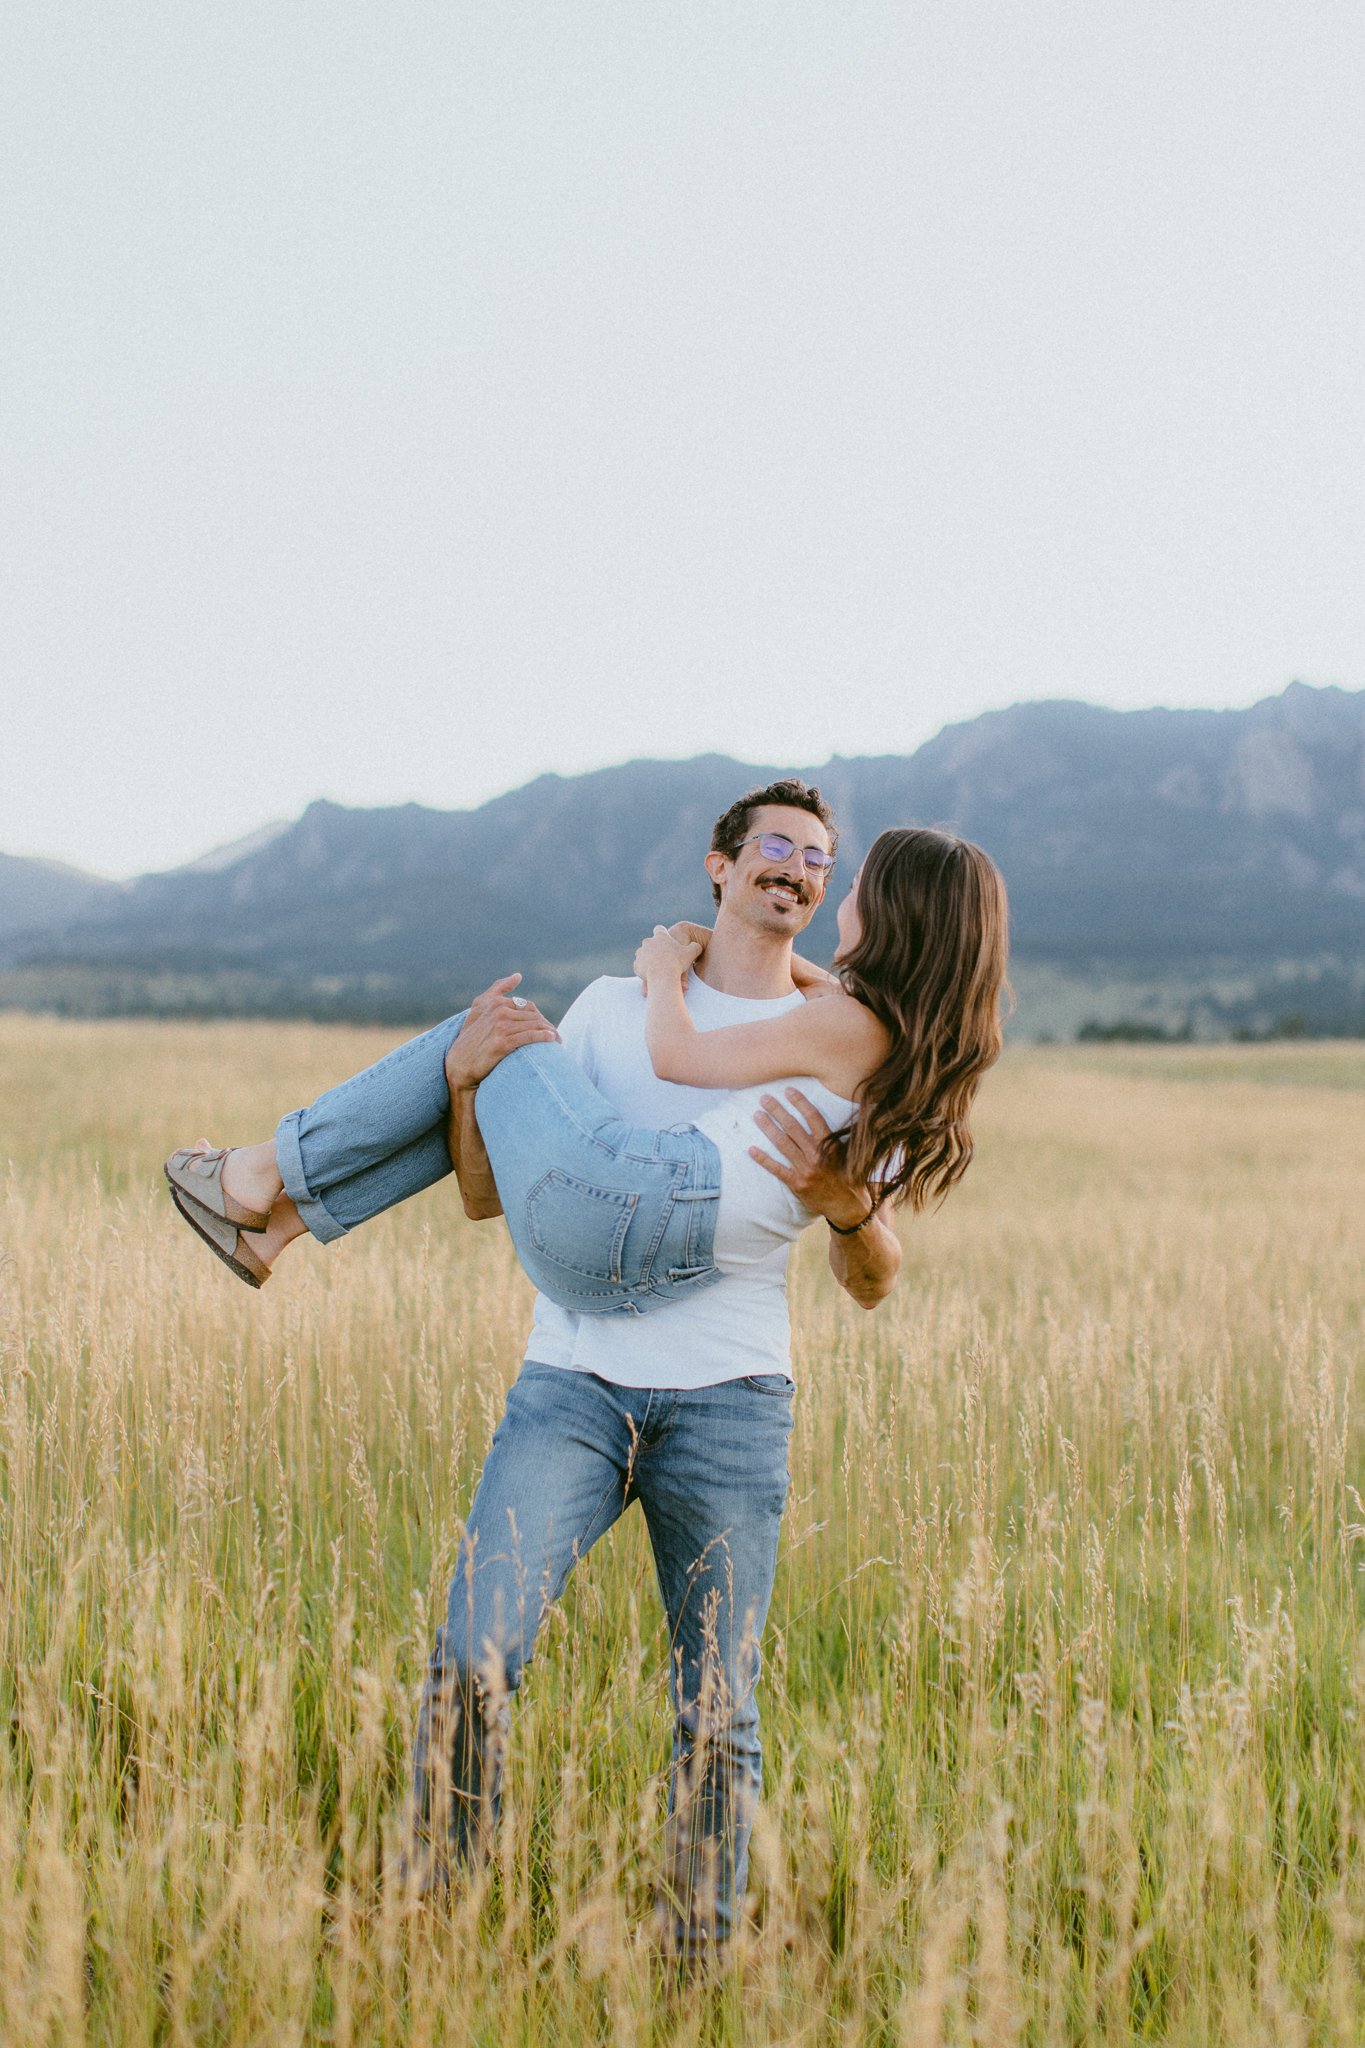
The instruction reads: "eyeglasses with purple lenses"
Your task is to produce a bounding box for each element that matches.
[736,833,837,875]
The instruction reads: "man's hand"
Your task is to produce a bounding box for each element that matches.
[444,975,559,1220]
[443,974,559,1094]
[748,1088,867,1223]
[748,1088,901,1310]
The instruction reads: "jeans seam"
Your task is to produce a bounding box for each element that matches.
[563,1473,629,1575]
[630,1164,688,1286]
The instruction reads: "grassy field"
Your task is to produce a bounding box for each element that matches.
[2,1016,1363,2045]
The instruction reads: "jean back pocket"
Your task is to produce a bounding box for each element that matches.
[524,1170,639,1284]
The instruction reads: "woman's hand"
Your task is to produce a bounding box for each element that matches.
[668,919,712,960]
[791,952,841,997]
[634,924,703,994]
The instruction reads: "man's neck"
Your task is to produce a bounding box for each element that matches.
[693,918,797,999]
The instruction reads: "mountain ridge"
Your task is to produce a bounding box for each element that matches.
[4,683,1362,1035]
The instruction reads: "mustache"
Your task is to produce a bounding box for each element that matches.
[757,871,813,905]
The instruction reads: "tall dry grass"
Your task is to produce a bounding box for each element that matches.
[1,1014,1363,2044]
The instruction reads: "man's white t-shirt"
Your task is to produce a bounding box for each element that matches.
[523,973,806,1390]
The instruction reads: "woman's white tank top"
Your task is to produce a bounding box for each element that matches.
[692,1078,859,1273]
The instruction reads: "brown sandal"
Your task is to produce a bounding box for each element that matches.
[167,1184,271,1289]
[164,1147,270,1233]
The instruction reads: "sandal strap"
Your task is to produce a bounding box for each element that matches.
[165,1147,270,1233]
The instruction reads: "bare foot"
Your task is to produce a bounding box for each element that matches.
[220,1139,286,1217]
[186,1137,286,1219]
[184,1139,305,1275]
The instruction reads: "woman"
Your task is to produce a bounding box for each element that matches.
[165,828,1009,1305]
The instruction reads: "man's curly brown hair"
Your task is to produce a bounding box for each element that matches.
[707,779,839,905]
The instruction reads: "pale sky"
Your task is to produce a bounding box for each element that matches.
[4,1,1363,879]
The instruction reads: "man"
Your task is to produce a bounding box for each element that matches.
[410,778,901,1955]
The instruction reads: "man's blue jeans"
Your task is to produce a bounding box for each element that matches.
[411,1358,794,1953]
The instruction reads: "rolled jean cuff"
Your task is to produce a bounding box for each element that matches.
[275,1107,349,1244]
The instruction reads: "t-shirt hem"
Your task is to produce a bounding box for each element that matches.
[522,1353,795,1391]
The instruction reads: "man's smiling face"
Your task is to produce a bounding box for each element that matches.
[705,803,833,938]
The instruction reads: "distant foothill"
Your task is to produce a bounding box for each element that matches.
[3,681,1362,1042]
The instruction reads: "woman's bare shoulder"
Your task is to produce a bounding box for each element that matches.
[800,987,891,1092]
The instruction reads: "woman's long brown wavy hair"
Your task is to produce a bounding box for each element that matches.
[832,827,1010,1210]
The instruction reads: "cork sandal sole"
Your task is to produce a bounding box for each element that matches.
[167,1181,270,1289]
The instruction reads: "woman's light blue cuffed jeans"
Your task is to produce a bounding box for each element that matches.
[272,1014,793,1954]
[275,1012,723,1315]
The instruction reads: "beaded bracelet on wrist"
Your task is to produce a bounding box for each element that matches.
[827,1208,874,1237]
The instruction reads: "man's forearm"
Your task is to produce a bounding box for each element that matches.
[447,1085,503,1219]
[826,1210,901,1309]
[439,974,560,1218]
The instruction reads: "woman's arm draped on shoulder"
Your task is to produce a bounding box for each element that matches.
[645,979,847,1091]
[790,951,841,996]
[633,926,883,1096]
